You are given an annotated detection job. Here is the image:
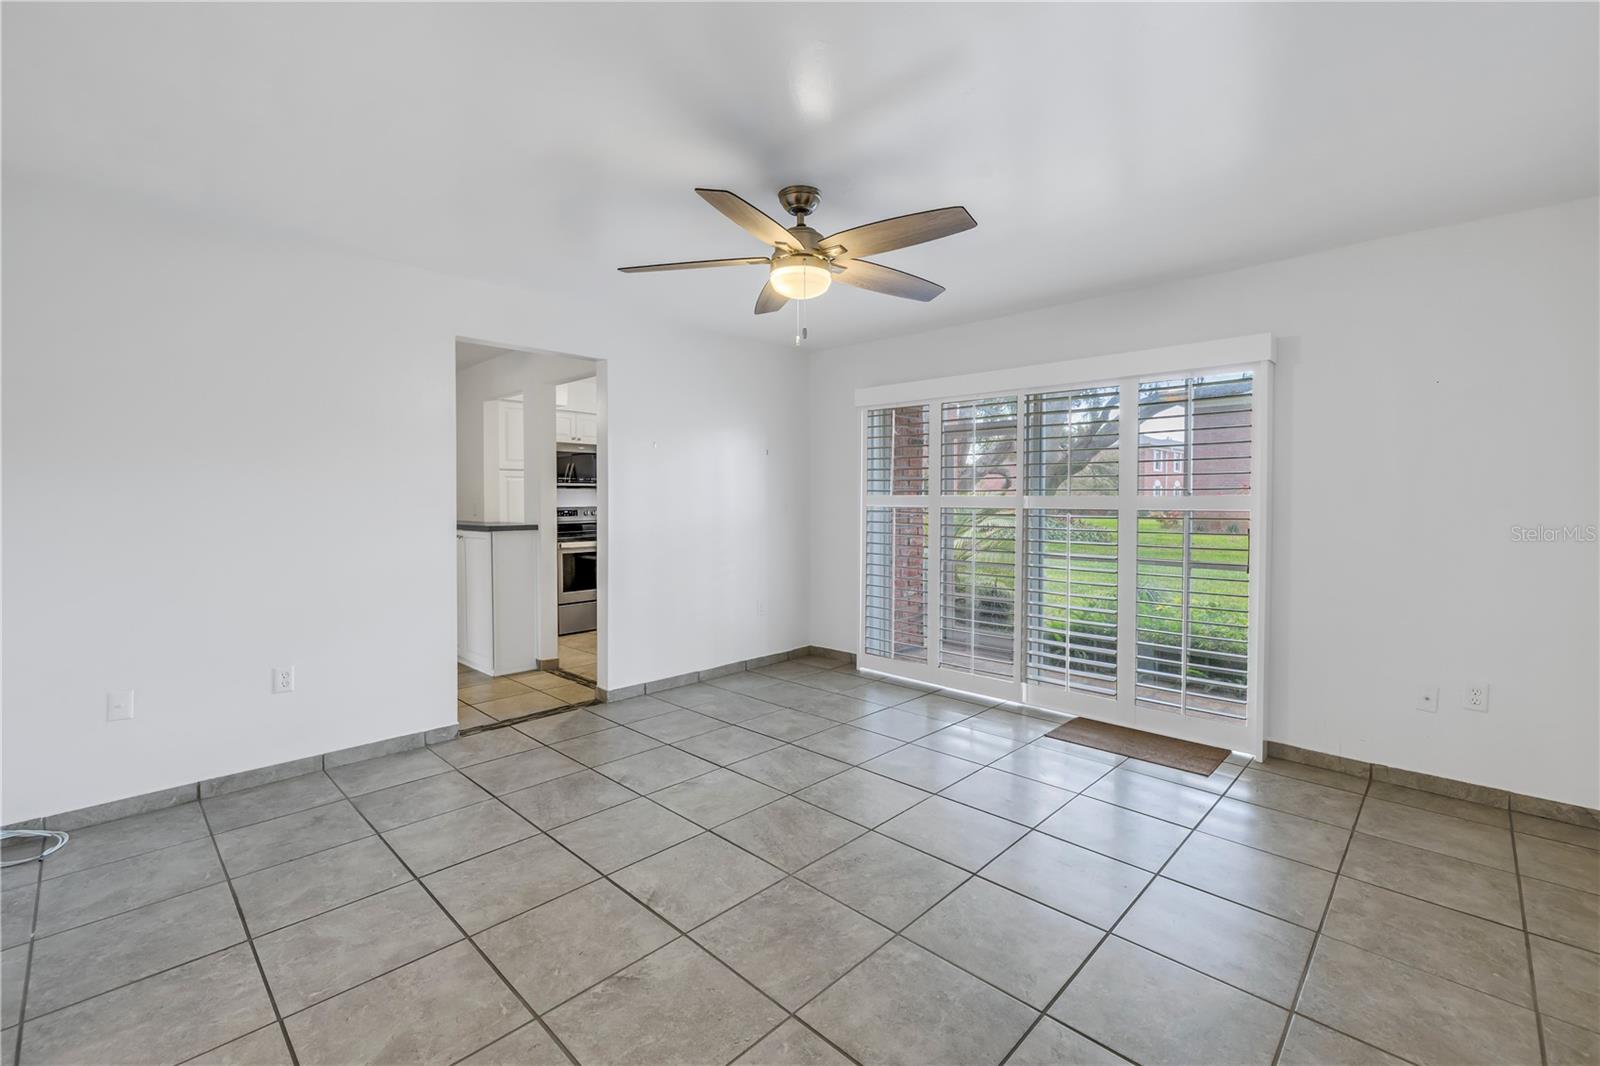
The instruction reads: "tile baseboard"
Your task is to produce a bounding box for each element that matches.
[595,645,857,703]
[1265,740,1599,829]
[3,722,461,834]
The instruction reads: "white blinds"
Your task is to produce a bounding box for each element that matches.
[941,397,1018,495]
[1135,511,1251,716]
[861,355,1262,743]
[863,508,929,663]
[1025,386,1120,495]
[1136,372,1254,496]
[865,405,929,496]
[939,508,1016,679]
[1025,511,1118,695]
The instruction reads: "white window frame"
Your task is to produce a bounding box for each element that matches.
[857,334,1274,757]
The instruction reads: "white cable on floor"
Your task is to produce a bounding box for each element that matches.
[0,828,69,867]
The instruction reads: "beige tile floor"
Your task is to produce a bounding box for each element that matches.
[457,654,596,730]
[559,630,597,684]
[3,655,1596,1065]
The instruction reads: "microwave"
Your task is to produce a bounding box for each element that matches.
[556,448,597,486]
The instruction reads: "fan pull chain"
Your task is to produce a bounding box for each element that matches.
[794,271,808,345]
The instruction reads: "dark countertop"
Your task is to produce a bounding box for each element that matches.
[457,521,540,532]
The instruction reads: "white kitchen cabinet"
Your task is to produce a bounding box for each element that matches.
[499,473,524,523]
[497,399,524,470]
[555,410,576,442]
[574,412,597,444]
[457,525,540,676]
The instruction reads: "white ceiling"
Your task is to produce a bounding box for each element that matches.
[5,4,1595,349]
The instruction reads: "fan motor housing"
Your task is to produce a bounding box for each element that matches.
[778,185,821,219]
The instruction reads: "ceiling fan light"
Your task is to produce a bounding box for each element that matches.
[769,254,831,300]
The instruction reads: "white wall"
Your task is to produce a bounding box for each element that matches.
[2,179,809,823]
[807,198,1599,809]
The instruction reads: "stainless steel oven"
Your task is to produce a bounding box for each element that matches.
[557,507,597,634]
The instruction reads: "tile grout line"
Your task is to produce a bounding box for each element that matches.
[1509,827,1550,1066]
[322,764,585,1066]
[995,754,1233,1066]
[196,799,302,1066]
[1267,761,1376,1065]
[8,854,43,1065]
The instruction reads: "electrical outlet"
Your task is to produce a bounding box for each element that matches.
[1416,687,1439,713]
[272,666,295,695]
[1463,683,1489,712]
[107,690,134,721]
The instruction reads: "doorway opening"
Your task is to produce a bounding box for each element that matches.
[454,339,604,730]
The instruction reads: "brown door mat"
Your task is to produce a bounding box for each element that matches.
[1045,718,1229,776]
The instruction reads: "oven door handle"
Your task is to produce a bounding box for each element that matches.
[558,541,597,552]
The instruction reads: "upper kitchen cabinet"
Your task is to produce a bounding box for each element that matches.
[555,377,598,445]
[496,398,524,470]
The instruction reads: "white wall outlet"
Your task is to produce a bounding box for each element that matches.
[107,690,134,721]
[1416,687,1439,713]
[1463,682,1490,712]
[272,666,295,694]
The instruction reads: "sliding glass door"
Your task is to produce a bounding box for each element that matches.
[859,348,1270,754]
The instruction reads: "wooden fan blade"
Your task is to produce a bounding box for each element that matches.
[696,189,803,251]
[754,280,788,314]
[821,206,975,261]
[833,259,945,302]
[618,257,770,273]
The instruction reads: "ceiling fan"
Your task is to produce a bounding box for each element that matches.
[619,186,976,315]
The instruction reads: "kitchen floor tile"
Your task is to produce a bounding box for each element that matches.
[1008,1018,1131,1065]
[1084,768,1217,827]
[40,805,210,881]
[1277,1015,1408,1066]
[1514,812,1600,851]
[476,690,568,720]
[1226,767,1363,828]
[513,708,612,744]
[592,694,681,726]
[990,744,1114,792]
[743,708,837,742]
[1355,798,1515,871]
[628,708,725,743]
[461,747,585,795]
[458,1022,569,1066]
[914,723,1024,764]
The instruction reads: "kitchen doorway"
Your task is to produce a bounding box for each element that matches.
[455,339,604,728]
